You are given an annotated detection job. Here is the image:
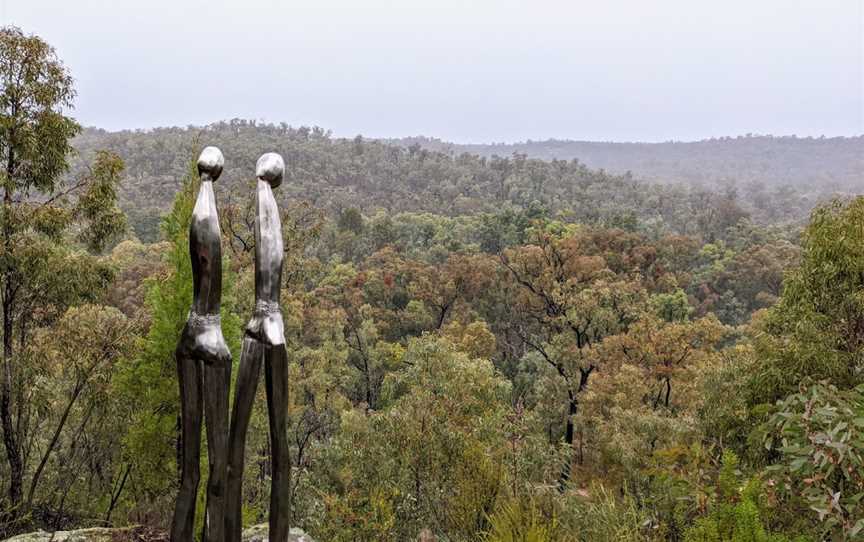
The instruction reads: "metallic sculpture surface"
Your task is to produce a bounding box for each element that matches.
[171,147,232,542]
[226,153,290,542]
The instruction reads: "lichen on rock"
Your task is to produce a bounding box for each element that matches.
[2,524,314,542]
[2,527,129,542]
[241,523,315,542]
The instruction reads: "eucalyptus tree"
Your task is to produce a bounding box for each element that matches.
[0,26,125,520]
[500,227,648,485]
[751,196,864,406]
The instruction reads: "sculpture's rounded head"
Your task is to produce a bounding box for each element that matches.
[197,146,224,181]
[256,152,285,188]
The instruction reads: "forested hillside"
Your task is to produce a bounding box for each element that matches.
[69,122,849,242]
[3,27,864,542]
[393,135,863,190]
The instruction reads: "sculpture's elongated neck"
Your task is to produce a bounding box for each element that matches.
[190,179,222,315]
[254,179,283,305]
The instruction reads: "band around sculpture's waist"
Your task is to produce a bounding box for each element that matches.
[254,299,281,315]
[188,310,221,327]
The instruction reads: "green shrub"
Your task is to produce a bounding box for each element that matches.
[684,452,810,542]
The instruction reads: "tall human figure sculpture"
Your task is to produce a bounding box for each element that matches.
[172,146,233,542]
[226,153,291,542]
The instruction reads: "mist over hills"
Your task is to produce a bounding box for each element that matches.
[389,135,864,190]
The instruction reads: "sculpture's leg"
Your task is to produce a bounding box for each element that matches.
[171,354,203,542]
[225,336,265,542]
[202,360,232,542]
[265,344,291,542]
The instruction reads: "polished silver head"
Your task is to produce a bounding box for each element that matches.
[256,152,285,188]
[197,146,224,181]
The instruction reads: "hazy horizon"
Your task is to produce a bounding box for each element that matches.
[5,0,863,143]
[78,120,864,146]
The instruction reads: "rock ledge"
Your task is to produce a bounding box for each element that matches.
[2,524,313,542]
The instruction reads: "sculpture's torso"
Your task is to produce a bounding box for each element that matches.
[254,179,283,305]
[190,180,222,315]
[245,178,285,346]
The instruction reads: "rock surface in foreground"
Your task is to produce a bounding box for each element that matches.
[241,524,314,542]
[2,524,314,542]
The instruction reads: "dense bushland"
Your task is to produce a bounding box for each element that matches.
[2,25,863,542]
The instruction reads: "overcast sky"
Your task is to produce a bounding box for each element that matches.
[4,0,862,142]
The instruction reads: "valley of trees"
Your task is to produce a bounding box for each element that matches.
[2,26,864,542]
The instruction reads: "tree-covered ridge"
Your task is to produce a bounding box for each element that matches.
[70,122,825,243]
[392,134,864,191]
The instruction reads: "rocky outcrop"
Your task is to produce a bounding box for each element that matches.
[240,524,314,542]
[2,524,314,542]
[3,527,128,541]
